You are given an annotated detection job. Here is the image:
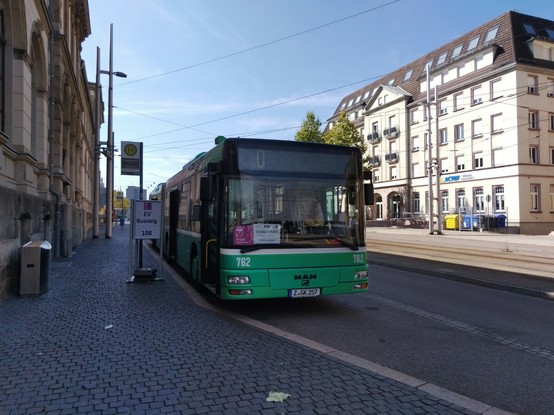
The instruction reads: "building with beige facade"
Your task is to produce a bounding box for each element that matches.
[0,1,96,298]
[326,11,554,235]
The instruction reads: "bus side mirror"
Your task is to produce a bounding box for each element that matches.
[364,182,374,205]
[200,176,212,201]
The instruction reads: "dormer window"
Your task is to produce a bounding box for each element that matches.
[403,68,413,82]
[436,52,447,66]
[524,23,536,35]
[451,44,463,59]
[484,26,499,43]
[422,59,433,75]
[468,35,480,51]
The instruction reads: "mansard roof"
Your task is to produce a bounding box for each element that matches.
[329,10,554,121]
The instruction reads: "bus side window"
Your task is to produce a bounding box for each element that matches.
[192,205,201,221]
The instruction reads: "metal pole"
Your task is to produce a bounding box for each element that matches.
[435,85,442,234]
[138,142,143,268]
[106,24,114,238]
[426,65,434,234]
[93,47,101,238]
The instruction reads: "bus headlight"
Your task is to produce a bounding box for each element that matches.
[354,270,368,280]
[228,275,250,285]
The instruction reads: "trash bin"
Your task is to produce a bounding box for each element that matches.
[20,241,51,296]
[472,214,486,230]
[444,214,460,230]
[462,215,472,230]
[494,214,506,227]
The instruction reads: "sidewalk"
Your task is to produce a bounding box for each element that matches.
[0,226,512,414]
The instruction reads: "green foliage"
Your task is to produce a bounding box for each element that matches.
[324,112,363,148]
[324,112,370,169]
[295,111,324,143]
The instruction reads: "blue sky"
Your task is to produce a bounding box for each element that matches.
[81,0,553,195]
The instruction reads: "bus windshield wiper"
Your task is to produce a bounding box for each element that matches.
[239,243,311,254]
[289,236,359,251]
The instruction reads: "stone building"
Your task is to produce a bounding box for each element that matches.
[0,0,95,299]
[326,11,554,234]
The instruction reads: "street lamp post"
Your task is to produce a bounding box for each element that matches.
[93,47,101,239]
[99,24,127,239]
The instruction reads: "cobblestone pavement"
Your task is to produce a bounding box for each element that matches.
[1,227,491,414]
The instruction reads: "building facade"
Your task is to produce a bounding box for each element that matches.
[0,0,96,299]
[326,11,554,235]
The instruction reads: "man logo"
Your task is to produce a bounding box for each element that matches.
[295,274,317,286]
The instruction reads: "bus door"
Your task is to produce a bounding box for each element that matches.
[200,173,220,285]
[168,189,180,261]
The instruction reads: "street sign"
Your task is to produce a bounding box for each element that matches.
[132,200,161,240]
[121,141,142,176]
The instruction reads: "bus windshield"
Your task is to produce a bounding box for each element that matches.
[223,175,363,250]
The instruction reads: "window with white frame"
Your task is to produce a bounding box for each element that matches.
[471,85,482,105]
[494,186,505,212]
[439,99,447,115]
[456,156,465,171]
[472,119,483,138]
[491,113,503,133]
[413,192,421,213]
[547,79,554,97]
[529,146,539,164]
[550,147,554,164]
[373,169,380,182]
[474,152,484,168]
[490,78,502,100]
[410,108,419,124]
[474,187,484,212]
[388,115,396,131]
[550,184,554,212]
[528,75,538,94]
[412,162,419,177]
[412,136,420,151]
[440,128,448,144]
[457,189,467,213]
[453,92,464,111]
[549,113,554,131]
[530,184,540,211]
[441,158,448,174]
[454,123,464,141]
[441,190,449,213]
[390,166,397,180]
[493,148,504,166]
[529,110,539,129]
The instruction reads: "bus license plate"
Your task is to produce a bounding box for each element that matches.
[289,288,321,298]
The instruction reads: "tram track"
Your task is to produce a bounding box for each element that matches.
[365,239,554,279]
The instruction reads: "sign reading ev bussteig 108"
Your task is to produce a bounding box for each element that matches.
[132,200,162,240]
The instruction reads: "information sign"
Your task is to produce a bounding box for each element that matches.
[132,200,162,240]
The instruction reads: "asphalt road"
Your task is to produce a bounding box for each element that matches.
[215,263,554,415]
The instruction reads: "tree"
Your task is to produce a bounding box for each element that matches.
[324,112,369,167]
[295,111,324,143]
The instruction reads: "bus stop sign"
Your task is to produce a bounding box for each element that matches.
[132,200,162,240]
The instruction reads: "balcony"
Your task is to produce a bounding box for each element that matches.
[369,155,381,166]
[385,152,399,164]
[383,126,399,139]
[367,131,381,144]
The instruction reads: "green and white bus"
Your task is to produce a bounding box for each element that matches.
[164,136,372,300]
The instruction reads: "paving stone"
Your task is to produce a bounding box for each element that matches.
[0,227,480,415]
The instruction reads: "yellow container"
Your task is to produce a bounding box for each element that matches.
[444,214,460,230]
